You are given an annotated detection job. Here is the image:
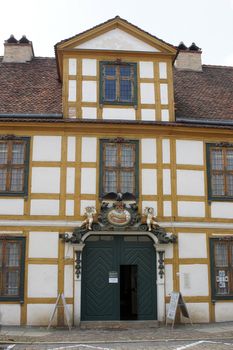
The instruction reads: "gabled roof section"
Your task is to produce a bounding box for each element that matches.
[55,16,177,79]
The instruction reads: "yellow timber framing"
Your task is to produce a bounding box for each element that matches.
[63,52,174,121]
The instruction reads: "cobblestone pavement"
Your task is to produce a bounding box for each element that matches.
[1,322,233,349]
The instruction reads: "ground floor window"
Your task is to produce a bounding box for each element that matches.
[210,238,233,299]
[0,237,25,301]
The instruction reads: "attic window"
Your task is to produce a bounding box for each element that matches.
[100,61,137,106]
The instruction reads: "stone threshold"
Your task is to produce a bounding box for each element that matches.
[80,320,159,329]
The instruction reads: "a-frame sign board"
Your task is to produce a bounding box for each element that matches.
[166,291,192,329]
[47,293,71,331]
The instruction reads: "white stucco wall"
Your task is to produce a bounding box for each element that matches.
[141,201,157,214]
[68,58,77,75]
[161,109,169,121]
[163,169,171,195]
[82,59,97,76]
[30,200,60,216]
[215,303,233,322]
[0,304,21,325]
[66,200,74,216]
[176,140,204,165]
[139,61,154,78]
[66,167,75,194]
[159,62,167,79]
[27,304,57,326]
[64,265,74,298]
[140,83,155,104]
[176,170,205,196]
[163,201,172,216]
[165,264,173,296]
[162,139,170,163]
[82,81,97,102]
[102,108,135,120]
[141,109,156,121]
[32,136,62,162]
[181,303,209,323]
[179,264,209,296]
[68,80,76,101]
[67,137,76,161]
[160,84,168,104]
[29,232,59,258]
[141,169,157,195]
[80,200,96,215]
[178,233,207,258]
[81,137,97,162]
[82,107,97,119]
[27,265,58,298]
[0,199,24,215]
[178,201,205,217]
[141,139,156,163]
[31,167,60,193]
[81,168,96,194]
[211,202,233,219]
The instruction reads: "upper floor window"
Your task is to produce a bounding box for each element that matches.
[100,62,137,106]
[0,137,30,196]
[207,143,233,201]
[0,237,25,301]
[99,139,139,198]
[210,238,233,299]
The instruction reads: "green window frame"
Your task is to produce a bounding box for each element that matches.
[99,61,137,106]
[0,137,30,196]
[99,139,139,198]
[0,236,26,302]
[206,143,233,201]
[210,238,233,300]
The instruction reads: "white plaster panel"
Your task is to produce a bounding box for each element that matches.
[178,233,207,258]
[181,303,209,323]
[139,61,154,78]
[163,169,171,195]
[165,243,173,259]
[0,199,24,215]
[82,59,97,76]
[140,83,155,104]
[64,265,73,298]
[82,107,97,119]
[163,201,172,217]
[82,81,97,102]
[64,242,73,259]
[141,139,156,163]
[81,137,97,162]
[179,264,209,296]
[215,302,233,322]
[29,232,59,258]
[141,169,157,195]
[211,202,233,219]
[142,201,157,215]
[31,167,60,194]
[162,139,170,163]
[27,304,57,326]
[67,137,76,161]
[81,168,96,194]
[159,62,167,79]
[177,170,205,196]
[66,200,74,216]
[28,264,58,297]
[178,201,205,217]
[32,136,61,161]
[80,200,96,215]
[160,84,168,104]
[165,265,173,296]
[141,109,156,121]
[68,80,76,102]
[30,200,60,216]
[66,168,75,194]
[68,58,77,75]
[0,304,21,325]
[176,140,204,165]
[102,108,135,120]
[75,28,159,52]
[161,109,169,121]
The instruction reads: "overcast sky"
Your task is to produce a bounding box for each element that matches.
[0,0,232,66]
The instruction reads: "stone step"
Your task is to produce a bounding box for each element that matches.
[80,320,159,329]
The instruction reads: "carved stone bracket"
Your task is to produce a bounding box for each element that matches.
[158,251,165,279]
[74,251,81,279]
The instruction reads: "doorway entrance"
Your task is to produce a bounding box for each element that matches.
[81,235,157,321]
[120,265,137,320]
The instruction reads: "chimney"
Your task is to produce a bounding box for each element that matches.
[3,35,34,63]
[174,42,202,72]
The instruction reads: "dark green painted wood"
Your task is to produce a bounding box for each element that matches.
[81,236,157,321]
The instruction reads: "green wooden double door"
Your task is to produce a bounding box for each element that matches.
[81,235,157,321]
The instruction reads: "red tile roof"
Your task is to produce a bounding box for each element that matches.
[0,57,62,115]
[174,65,233,121]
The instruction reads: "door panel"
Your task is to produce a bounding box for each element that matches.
[81,236,156,321]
